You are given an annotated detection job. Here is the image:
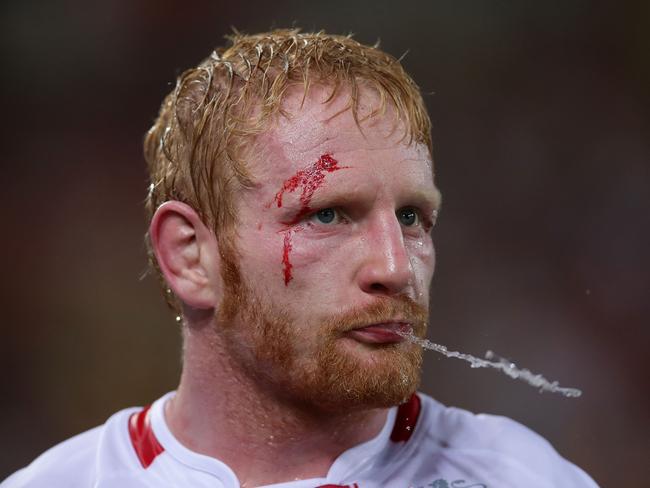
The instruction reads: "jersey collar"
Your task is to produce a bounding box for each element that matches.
[146,391,421,487]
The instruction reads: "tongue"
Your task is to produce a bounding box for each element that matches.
[346,323,410,344]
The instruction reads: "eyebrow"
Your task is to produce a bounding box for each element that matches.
[281,185,443,216]
[271,154,349,209]
[412,187,443,211]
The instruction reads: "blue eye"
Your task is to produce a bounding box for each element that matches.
[314,208,336,224]
[397,207,418,226]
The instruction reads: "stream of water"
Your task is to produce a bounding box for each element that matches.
[401,332,582,398]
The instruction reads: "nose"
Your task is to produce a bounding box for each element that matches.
[356,213,413,296]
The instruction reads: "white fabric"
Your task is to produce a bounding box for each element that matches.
[2,392,599,487]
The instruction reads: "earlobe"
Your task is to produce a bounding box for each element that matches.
[149,201,220,309]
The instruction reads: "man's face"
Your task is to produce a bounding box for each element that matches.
[217,85,440,412]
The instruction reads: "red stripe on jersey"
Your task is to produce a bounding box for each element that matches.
[390,393,421,442]
[128,405,164,469]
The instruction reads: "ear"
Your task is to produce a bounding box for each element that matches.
[149,201,221,309]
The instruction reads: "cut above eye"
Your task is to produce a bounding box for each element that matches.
[397,207,419,226]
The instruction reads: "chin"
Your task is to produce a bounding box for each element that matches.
[287,342,423,413]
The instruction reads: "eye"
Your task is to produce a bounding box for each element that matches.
[313,208,337,224]
[397,207,419,226]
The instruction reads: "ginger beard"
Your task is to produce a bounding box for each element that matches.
[217,244,428,412]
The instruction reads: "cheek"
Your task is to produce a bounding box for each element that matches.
[238,231,284,284]
[407,237,436,281]
[280,231,350,287]
[241,227,339,289]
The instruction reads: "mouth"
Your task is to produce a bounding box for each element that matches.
[343,321,413,344]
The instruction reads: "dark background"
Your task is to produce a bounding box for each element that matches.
[1,1,648,485]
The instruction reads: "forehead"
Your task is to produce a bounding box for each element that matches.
[247,84,436,194]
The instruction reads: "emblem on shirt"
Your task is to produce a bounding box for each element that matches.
[411,480,487,488]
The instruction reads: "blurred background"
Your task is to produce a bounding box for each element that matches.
[1,0,648,485]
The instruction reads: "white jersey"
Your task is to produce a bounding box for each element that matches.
[2,392,598,488]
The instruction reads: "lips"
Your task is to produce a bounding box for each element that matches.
[344,322,412,344]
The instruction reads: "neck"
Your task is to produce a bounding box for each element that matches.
[165,326,389,487]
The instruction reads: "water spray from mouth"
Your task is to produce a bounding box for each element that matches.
[399,331,582,398]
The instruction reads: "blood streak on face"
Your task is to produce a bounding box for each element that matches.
[281,230,294,285]
[274,153,349,286]
[280,225,304,286]
[282,225,304,286]
[274,153,348,223]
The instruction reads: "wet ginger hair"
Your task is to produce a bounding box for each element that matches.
[143,28,433,311]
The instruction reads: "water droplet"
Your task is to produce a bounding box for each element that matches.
[397,330,582,398]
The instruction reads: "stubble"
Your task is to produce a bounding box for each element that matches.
[216,246,428,412]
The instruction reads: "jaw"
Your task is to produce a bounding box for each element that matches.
[270,335,423,413]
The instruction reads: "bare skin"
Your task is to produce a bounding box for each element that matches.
[166,325,388,486]
[150,85,441,486]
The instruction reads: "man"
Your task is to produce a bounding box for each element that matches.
[3,30,598,487]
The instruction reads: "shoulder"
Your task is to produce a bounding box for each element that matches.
[414,392,599,487]
[1,425,103,488]
[1,408,139,488]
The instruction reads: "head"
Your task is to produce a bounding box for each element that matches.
[146,30,441,412]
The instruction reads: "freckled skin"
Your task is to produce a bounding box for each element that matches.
[234,84,440,368]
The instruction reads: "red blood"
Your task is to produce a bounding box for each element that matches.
[281,225,305,286]
[275,154,349,285]
[274,154,348,218]
[282,231,293,285]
